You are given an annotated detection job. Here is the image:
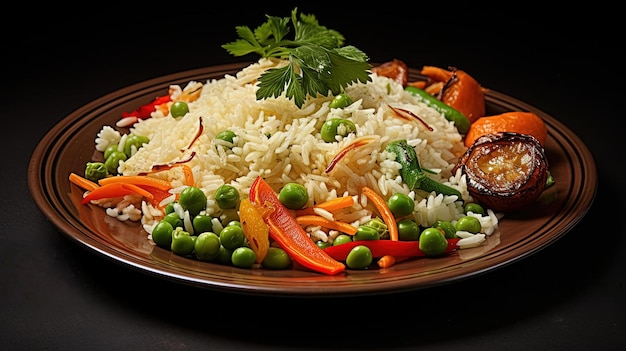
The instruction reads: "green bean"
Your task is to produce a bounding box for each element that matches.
[405,86,470,134]
[385,140,462,198]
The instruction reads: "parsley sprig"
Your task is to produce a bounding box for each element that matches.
[222,8,372,108]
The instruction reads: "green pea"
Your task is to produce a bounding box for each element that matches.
[434,220,457,239]
[104,150,127,175]
[194,232,221,261]
[316,240,331,249]
[214,184,240,209]
[178,186,207,216]
[192,214,213,233]
[215,246,233,265]
[387,193,415,218]
[346,245,372,269]
[418,227,448,257]
[354,225,380,241]
[464,203,485,215]
[231,247,256,268]
[164,202,176,214]
[151,220,174,248]
[455,216,482,234]
[84,162,108,182]
[219,225,246,250]
[226,220,242,228]
[329,93,353,109]
[171,228,195,256]
[397,218,420,241]
[215,130,236,148]
[333,234,352,246]
[262,247,292,270]
[103,144,119,160]
[320,118,356,142]
[278,183,309,210]
[363,218,388,237]
[123,134,150,157]
[162,212,183,229]
[170,101,189,118]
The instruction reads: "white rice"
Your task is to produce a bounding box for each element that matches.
[96,58,498,248]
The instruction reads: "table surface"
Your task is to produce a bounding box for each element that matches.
[4,5,624,351]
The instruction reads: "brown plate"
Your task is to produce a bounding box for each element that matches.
[28,62,597,297]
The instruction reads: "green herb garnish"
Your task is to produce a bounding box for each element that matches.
[222,8,372,108]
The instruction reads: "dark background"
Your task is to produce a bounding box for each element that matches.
[4,4,624,350]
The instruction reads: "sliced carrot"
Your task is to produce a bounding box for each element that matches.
[178,164,195,186]
[295,195,355,216]
[377,255,396,268]
[69,172,100,192]
[296,215,358,235]
[81,182,153,204]
[98,175,172,191]
[361,186,399,241]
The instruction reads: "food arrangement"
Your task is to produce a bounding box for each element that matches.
[68,8,553,276]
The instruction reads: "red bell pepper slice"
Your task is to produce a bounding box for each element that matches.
[249,176,345,275]
[121,95,171,119]
[323,238,460,261]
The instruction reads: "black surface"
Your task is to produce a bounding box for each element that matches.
[4,5,624,351]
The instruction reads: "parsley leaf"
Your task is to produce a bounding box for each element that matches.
[222,8,371,108]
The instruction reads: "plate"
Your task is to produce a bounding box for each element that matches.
[28,62,597,297]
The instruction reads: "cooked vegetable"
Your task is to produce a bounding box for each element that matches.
[385,140,462,198]
[294,195,354,216]
[323,238,460,261]
[171,227,195,256]
[170,101,189,119]
[262,247,292,269]
[397,218,420,241]
[329,93,353,109]
[123,134,149,157]
[231,247,257,268]
[361,186,399,241]
[345,245,373,269]
[194,232,221,261]
[278,183,309,209]
[418,227,449,257]
[239,198,270,263]
[177,186,207,216]
[464,111,547,148]
[405,86,470,134]
[249,176,345,275]
[214,184,240,209]
[386,193,415,218]
[222,8,371,108]
[420,65,486,124]
[320,118,357,142]
[455,216,482,233]
[69,172,100,192]
[81,182,153,204]
[295,215,358,235]
[84,162,109,182]
[453,132,549,212]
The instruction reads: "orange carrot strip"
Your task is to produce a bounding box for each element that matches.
[295,215,358,235]
[295,195,355,216]
[69,172,100,192]
[178,164,195,186]
[81,182,153,204]
[377,255,410,268]
[98,175,172,191]
[361,186,399,241]
[377,255,396,268]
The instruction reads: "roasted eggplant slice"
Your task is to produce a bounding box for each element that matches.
[453,132,549,212]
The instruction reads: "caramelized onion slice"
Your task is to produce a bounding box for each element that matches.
[453,132,549,212]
